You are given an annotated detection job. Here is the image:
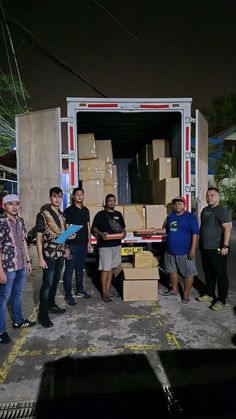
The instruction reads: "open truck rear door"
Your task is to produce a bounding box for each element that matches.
[16,108,62,231]
[195,109,208,220]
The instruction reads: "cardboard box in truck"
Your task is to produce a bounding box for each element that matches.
[82,180,104,205]
[123,205,145,232]
[145,205,167,229]
[95,140,113,162]
[153,157,177,181]
[78,133,97,159]
[154,178,180,205]
[79,159,105,180]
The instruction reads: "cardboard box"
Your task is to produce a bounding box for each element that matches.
[155,178,180,205]
[123,280,158,301]
[104,162,113,182]
[123,205,145,232]
[78,133,97,159]
[79,159,105,180]
[95,140,113,162]
[153,157,177,181]
[145,205,167,228]
[82,180,104,205]
[112,165,118,184]
[133,251,154,268]
[123,267,159,280]
[148,139,170,161]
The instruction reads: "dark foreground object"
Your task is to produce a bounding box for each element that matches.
[35,354,170,419]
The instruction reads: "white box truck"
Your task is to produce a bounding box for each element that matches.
[16,97,208,247]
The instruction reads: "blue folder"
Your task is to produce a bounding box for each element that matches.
[54,224,83,244]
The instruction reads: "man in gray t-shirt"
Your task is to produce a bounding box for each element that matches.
[197,187,232,311]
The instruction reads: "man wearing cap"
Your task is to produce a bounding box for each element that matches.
[157,196,199,303]
[0,194,36,345]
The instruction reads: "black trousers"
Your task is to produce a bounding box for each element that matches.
[201,249,229,304]
[39,257,64,320]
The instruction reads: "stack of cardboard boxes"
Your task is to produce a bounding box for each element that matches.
[78,134,118,223]
[130,139,180,205]
[121,251,159,301]
[78,134,169,230]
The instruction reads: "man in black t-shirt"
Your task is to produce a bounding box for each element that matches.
[91,194,126,302]
[197,187,232,311]
[63,187,91,305]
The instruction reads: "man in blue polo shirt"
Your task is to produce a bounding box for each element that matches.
[157,196,199,303]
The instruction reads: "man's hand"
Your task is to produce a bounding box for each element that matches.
[26,262,32,275]
[38,257,48,269]
[64,247,71,260]
[101,232,108,240]
[188,249,196,260]
[68,233,76,240]
[88,243,93,253]
[0,270,7,284]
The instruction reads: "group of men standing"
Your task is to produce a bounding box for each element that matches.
[158,187,232,310]
[0,187,126,342]
[0,185,232,345]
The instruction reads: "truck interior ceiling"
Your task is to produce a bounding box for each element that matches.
[76,111,181,159]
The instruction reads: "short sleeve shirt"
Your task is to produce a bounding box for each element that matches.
[166,211,199,255]
[200,205,231,249]
[92,210,126,248]
[63,205,90,245]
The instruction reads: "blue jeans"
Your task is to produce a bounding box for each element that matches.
[39,257,64,319]
[63,244,87,298]
[0,268,26,333]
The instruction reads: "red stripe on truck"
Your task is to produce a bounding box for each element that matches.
[69,126,74,152]
[185,194,190,211]
[185,160,189,184]
[140,104,169,109]
[70,161,75,186]
[88,104,118,108]
[185,126,190,151]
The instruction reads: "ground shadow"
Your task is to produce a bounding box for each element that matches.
[159,348,236,418]
[35,354,170,419]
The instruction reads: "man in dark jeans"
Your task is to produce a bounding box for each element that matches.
[197,187,232,311]
[63,187,91,305]
[36,187,67,327]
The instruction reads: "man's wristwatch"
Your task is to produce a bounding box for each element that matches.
[26,259,32,263]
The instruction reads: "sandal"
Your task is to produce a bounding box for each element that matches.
[102,296,112,303]
[182,297,190,304]
[162,290,178,296]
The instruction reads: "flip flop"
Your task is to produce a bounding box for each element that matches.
[162,290,178,296]
[182,297,190,304]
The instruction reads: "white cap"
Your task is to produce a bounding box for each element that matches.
[2,194,20,204]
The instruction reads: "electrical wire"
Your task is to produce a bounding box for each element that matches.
[0,11,107,98]
[0,1,28,111]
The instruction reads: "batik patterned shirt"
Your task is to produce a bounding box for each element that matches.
[0,214,27,272]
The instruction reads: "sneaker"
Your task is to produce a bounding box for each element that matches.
[211,301,225,311]
[196,294,213,303]
[48,304,66,314]
[13,319,37,328]
[0,332,11,344]
[75,290,91,299]
[65,296,77,306]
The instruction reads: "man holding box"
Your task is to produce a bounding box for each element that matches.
[92,194,126,302]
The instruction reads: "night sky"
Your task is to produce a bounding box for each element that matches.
[1,0,236,114]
